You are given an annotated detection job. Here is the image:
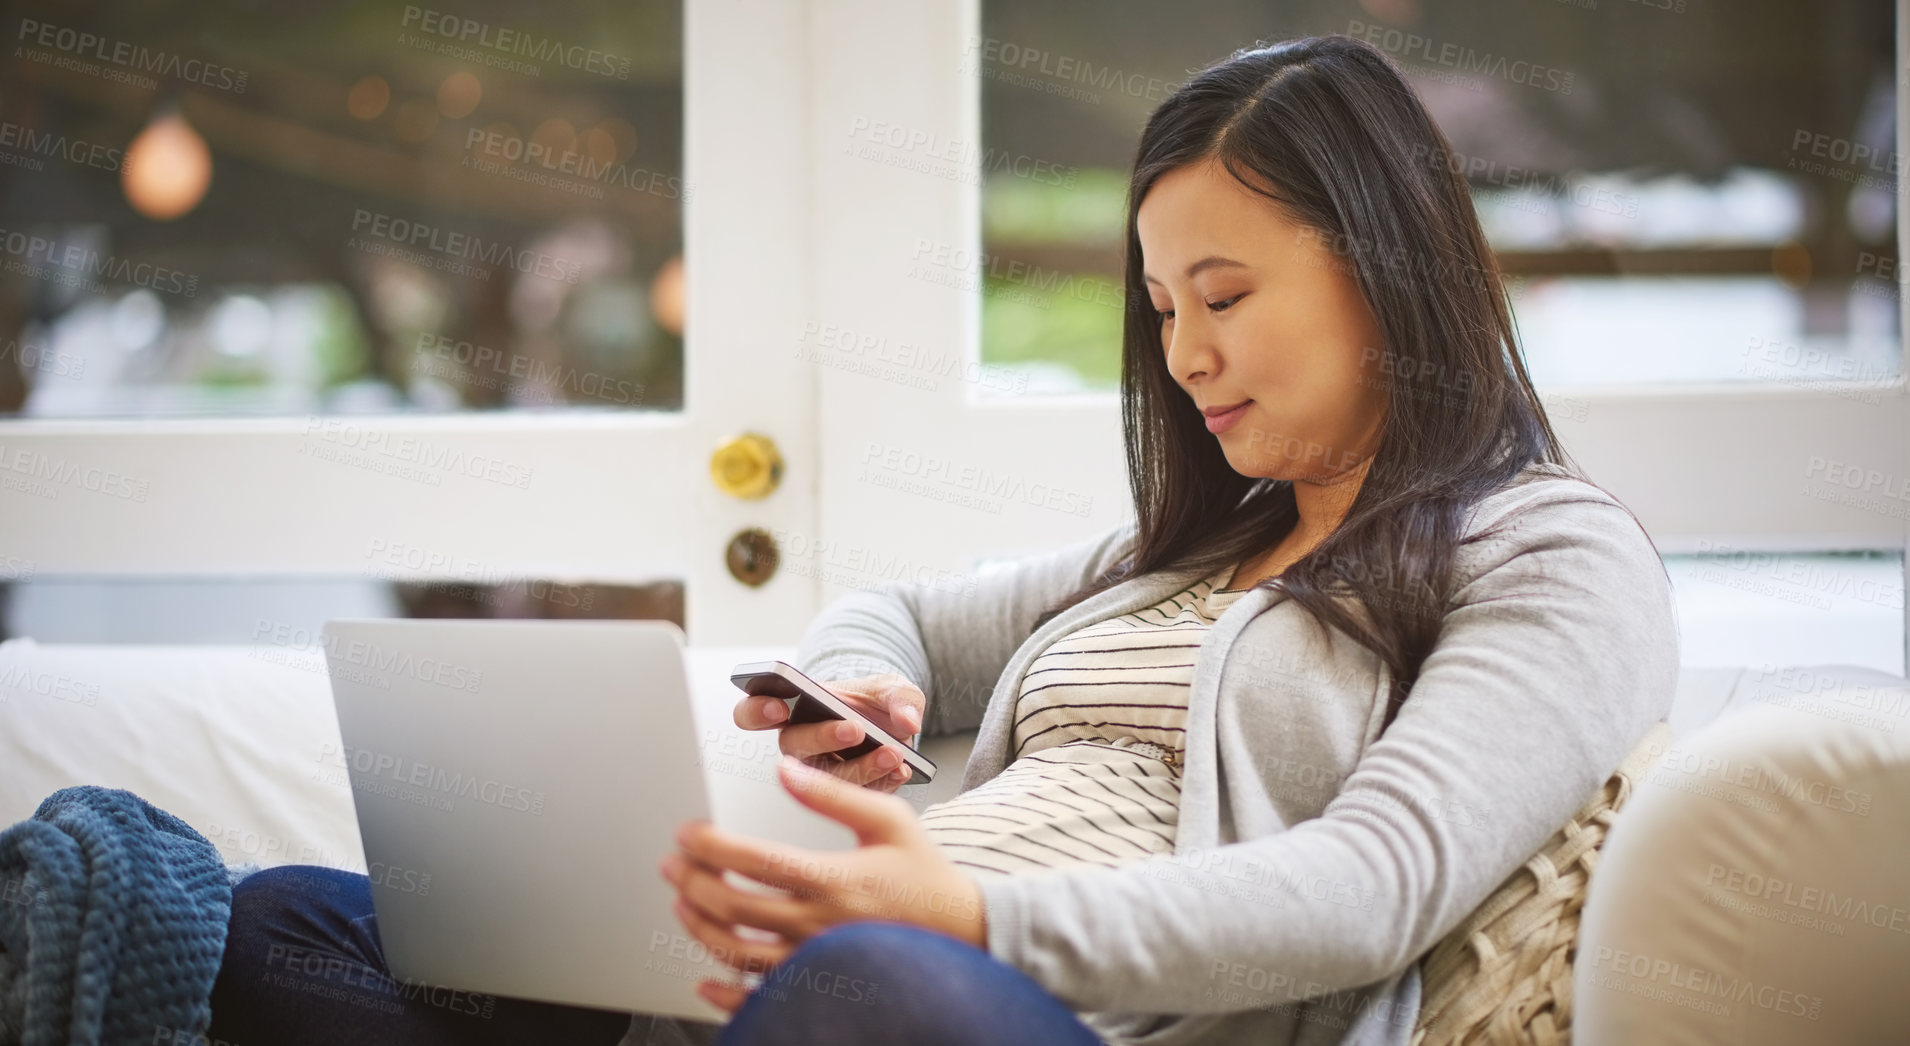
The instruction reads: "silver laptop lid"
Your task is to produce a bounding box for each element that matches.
[322,618,728,1024]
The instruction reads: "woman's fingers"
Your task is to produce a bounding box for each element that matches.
[733,675,923,791]
[808,744,913,789]
[671,898,793,975]
[835,684,921,741]
[776,757,919,844]
[671,822,810,893]
[778,717,867,759]
[667,855,818,940]
[697,978,751,1014]
[732,694,789,731]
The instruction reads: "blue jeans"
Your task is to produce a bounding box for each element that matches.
[209,865,1105,1046]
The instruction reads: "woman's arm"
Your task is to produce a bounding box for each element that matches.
[793,519,1138,738]
[972,494,1680,1014]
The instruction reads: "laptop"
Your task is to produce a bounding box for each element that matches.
[321,618,733,1025]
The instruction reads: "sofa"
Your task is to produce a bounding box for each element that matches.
[2,638,1905,1042]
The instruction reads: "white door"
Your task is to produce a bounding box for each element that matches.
[810,0,1131,586]
[807,0,1908,667]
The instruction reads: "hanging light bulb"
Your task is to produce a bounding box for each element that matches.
[122,102,213,221]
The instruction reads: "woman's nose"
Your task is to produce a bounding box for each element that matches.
[1165,319,1220,385]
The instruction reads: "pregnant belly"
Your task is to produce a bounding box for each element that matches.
[919,738,1182,877]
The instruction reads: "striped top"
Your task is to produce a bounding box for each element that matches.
[920,560,1249,877]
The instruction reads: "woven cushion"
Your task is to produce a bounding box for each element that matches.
[1411,720,1673,1045]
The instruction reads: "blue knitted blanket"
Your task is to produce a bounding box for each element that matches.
[0,787,233,1046]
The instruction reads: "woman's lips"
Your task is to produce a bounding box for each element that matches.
[1205,400,1251,434]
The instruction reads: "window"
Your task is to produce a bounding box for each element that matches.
[975,0,1897,393]
[1,1,686,417]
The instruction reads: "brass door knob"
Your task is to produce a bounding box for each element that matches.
[709,432,783,499]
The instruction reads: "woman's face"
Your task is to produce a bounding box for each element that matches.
[1136,158,1389,484]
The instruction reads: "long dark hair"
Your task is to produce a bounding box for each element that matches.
[1036,34,1603,733]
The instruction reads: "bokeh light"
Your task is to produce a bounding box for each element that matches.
[209,294,272,358]
[650,255,685,336]
[346,75,390,121]
[596,117,639,162]
[111,290,164,351]
[437,72,482,119]
[583,126,618,167]
[122,109,213,221]
[530,118,577,163]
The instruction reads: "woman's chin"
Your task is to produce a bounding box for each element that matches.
[1224,455,1300,483]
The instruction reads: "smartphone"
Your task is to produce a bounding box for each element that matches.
[729,660,936,785]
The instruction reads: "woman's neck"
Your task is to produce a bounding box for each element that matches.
[1222,456,1374,591]
[1290,454,1371,549]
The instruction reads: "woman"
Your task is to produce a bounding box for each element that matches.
[209,33,1678,1046]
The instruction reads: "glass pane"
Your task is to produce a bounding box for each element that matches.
[977,0,1897,393]
[0,1,684,416]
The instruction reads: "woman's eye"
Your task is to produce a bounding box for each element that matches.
[1156,295,1242,324]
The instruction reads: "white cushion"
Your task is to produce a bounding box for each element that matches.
[0,638,832,869]
[1575,686,1910,1044]
[0,638,366,870]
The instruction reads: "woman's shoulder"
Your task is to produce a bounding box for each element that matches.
[1453,460,1664,591]
[1461,460,1637,540]
[1442,461,1680,682]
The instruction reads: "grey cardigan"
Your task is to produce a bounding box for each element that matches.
[792,461,1680,1046]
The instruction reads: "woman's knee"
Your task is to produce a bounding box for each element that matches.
[718,921,1099,1046]
[234,863,366,901]
[223,865,374,963]
[212,867,385,1038]
[719,922,976,1043]
[782,920,962,986]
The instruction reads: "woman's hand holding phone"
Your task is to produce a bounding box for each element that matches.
[730,672,926,793]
